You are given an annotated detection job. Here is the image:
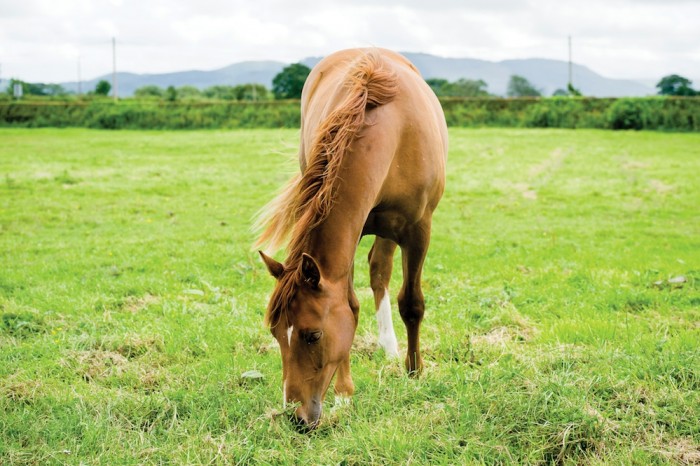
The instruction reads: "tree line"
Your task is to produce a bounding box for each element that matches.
[3,64,698,100]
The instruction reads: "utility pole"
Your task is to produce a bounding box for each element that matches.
[112,37,117,101]
[77,56,82,95]
[568,35,573,89]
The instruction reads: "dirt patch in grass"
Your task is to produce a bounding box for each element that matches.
[529,147,567,179]
[658,438,700,465]
[257,338,279,355]
[123,294,160,313]
[621,159,649,170]
[470,326,530,347]
[99,334,165,359]
[352,332,380,357]
[648,179,674,195]
[138,369,164,392]
[69,350,130,382]
[0,375,42,403]
[512,182,538,200]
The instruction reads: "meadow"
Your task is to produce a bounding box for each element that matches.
[0,127,698,464]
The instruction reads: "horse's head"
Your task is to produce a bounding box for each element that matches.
[260,251,356,430]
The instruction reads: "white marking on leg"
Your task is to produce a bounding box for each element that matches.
[287,325,293,346]
[333,395,351,409]
[376,288,400,358]
[283,379,287,408]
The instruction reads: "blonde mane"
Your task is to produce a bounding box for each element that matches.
[254,51,399,327]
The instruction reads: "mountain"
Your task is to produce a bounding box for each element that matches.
[60,53,654,97]
[401,53,652,96]
[498,58,651,96]
[61,61,287,97]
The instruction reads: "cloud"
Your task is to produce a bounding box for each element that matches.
[0,0,698,83]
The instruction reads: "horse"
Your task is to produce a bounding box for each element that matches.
[255,48,447,430]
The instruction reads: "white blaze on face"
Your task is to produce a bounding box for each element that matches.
[283,325,293,407]
[376,288,400,358]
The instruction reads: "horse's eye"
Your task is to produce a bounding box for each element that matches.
[302,330,322,345]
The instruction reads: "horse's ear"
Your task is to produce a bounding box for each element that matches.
[259,251,284,279]
[300,253,321,289]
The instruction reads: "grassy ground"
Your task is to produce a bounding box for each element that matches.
[0,128,698,464]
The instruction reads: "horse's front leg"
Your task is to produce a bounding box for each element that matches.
[334,261,360,401]
[333,355,354,404]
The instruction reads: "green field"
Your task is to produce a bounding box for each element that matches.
[1,128,698,464]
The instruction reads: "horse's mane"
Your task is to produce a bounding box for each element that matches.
[254,51,399,328]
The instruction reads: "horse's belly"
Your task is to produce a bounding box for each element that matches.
[362,202,423,242]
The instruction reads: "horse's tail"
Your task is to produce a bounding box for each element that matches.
[254,51,399,255]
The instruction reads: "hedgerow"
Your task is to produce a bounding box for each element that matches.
[0,97,697,130]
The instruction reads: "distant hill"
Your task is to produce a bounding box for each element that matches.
[61,53,654,97]
[405,53,652,96]
[61,61,287,97]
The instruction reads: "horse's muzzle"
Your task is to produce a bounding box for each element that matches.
[291,398,322,432]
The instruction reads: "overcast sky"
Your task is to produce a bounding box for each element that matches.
[1,0,698,84]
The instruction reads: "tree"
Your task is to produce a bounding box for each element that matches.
[202,84,270,101]
[177,86,202,100]
[567,83,582,97]
[426,78,450,96]
[446,78,489,97]
[234,83,270,101]
[95,80,111,96]
[272,63,311,99]
[134,85,164,98]
[552,83,582,97]
[165,86,177,102]
[203,85,237,100]
[656,74,697,96]
[507,75,541,97]
[6,79,67,97]
[427,78,490,97]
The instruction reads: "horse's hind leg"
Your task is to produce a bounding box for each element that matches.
[398,218,432,375]
[368,237,400,358]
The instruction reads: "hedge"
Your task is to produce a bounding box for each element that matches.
[0,100,300,130]
[440,97,699,131]
[0,97,698,131]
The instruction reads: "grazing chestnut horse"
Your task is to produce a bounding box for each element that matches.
[256,48,447,429]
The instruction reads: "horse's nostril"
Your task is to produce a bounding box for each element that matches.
[290,412,315,433]
[290,404,322,433]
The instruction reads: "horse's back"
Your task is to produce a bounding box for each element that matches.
[301,48,448,240]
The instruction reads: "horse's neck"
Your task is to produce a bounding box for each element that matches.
[306,203,368,283]
[307,225,359,283]
[301,128,386,284]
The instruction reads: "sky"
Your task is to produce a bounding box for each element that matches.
[1,0,699,85]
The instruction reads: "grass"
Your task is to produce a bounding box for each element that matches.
[1,127,698,464]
